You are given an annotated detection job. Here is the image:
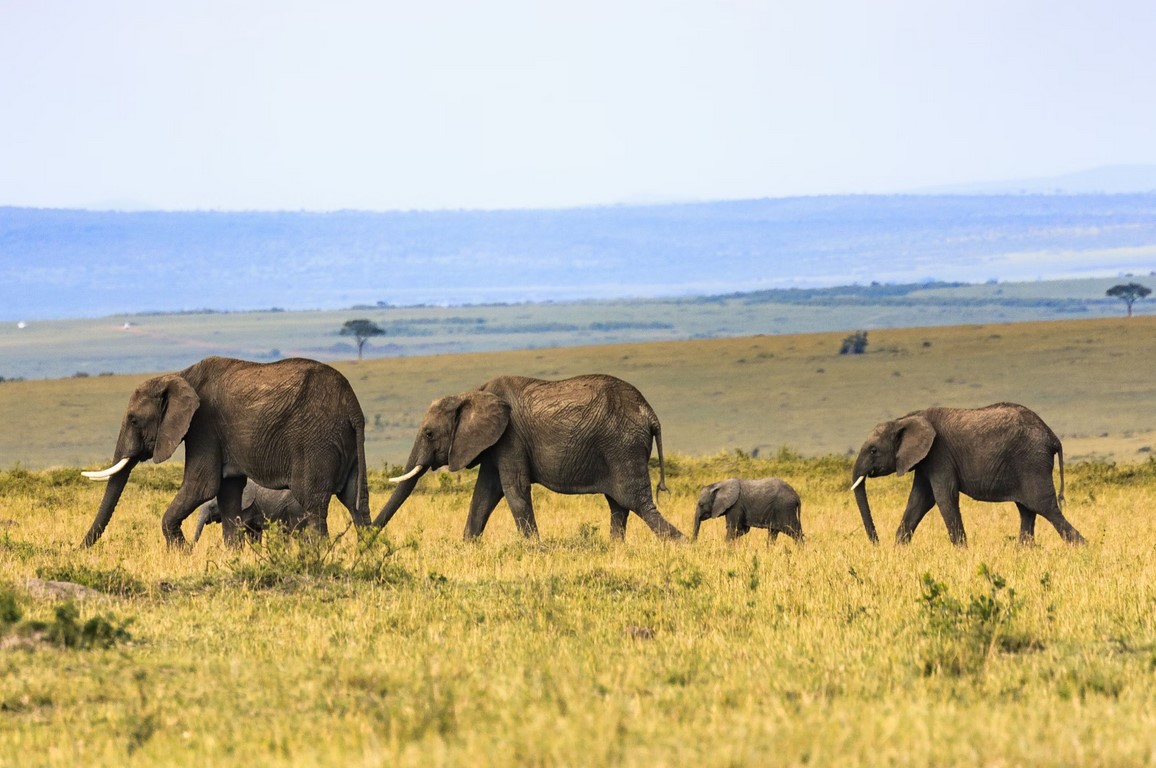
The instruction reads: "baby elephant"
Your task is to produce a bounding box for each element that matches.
[193,481,309,546]
[693,478,803,543]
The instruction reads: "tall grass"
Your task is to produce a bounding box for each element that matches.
[1,456,1154,766]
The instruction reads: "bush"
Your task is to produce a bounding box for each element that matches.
[39,602,133,649]
[0,583,132,650]
[840,331,869,354]
[227,524,413,589]
[919,564,1037,677]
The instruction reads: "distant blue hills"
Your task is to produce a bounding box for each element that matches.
[3,194,1156,322]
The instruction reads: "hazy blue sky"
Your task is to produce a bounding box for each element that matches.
[2,0,1153,211]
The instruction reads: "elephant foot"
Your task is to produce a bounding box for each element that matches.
[165,535,192,552]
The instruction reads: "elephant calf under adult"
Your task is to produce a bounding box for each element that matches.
[193,480,309,545]
[80,356,371,548]
[851,402,1084,547]
[693,478,803,543]
[374,374,685,540]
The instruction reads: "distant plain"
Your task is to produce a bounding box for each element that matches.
[3,312,1154,470]
[1,275,1152,381]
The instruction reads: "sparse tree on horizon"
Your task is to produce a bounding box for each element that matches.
[1106,282,1151,318]
[340,319,386,360]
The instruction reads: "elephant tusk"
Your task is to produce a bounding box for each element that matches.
[388,465,424,483]
[850,475,865,491]
[81,457,131,481]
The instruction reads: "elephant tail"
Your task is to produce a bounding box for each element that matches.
[1046,425,1066,507]
[649,411,668,494]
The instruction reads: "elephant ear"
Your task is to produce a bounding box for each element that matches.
[240,481,258,510]
[895,415,936,476]
[448,391,510,472]
[153,375,200,463]
[708,481,741,519]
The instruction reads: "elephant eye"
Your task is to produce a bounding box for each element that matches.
[423,428,434,440]
[869,446,877,455]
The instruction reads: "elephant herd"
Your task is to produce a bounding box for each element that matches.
[79,356,1085,550]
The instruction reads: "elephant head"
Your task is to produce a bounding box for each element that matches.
[850,414,936,544]
[373,391,511,527]
[80,374,200,547]
[692,480,740,540]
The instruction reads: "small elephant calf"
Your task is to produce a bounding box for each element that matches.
[693,478,803,543]
[193,481,309,546]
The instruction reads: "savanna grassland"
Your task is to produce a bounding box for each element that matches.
[2,316,1156,766]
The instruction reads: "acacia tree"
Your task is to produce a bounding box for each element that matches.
[340,319,386,360]
[1106,282,1151,318]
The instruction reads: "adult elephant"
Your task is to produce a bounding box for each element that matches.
[193,480,309,545]
[850,402,1085,547]
[374,374,685,541]
[80,356,371,548]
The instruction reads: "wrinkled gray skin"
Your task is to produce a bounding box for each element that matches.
[193,481,309,546]
[80,356,371,548]
[374,374,684,540]
[693,478,803,543]
[851,402,1085,547]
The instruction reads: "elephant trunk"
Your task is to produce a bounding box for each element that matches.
[193,502,216,544]
[692,512,703,541]
[80,459,139,547]
[373,466,428,527]
[852,476,879,544]
[786,502,805,544]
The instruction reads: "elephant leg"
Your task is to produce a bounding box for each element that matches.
[291,483,332,538]
[1029,498,1086,545]
[336,469,371,528]
[607,496,629,540]
[626,496,686,541]
[726,521,750,541]
[895,473,936,545]
[216,476,248,548]
[502,479,539,539]
[932,484,968,548]
[161,483,219,548]
[1015,502,1037,545]
[464,463,505,539]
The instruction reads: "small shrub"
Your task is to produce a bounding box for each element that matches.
[2,587,133,651]
[40,602,133,649]
[228,525,412,589]
[840,331,869,354]
[919,564,1036,677]
[0,584,23,625]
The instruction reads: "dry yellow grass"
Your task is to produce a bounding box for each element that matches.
[1,455,1155,766]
